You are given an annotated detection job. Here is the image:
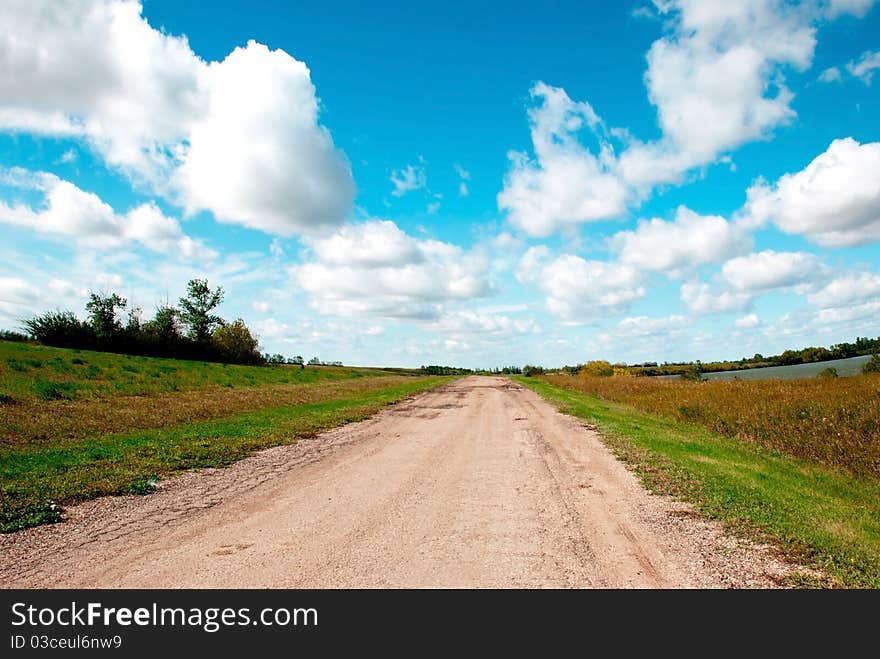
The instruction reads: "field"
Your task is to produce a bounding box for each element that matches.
[0,340,448,532]
[520,377,880,588]
[539,372,880,479]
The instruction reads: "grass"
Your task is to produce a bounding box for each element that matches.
[539,373,880,480]
[0,340,419,403]
[518,377,880,588]
[1,376,449,533]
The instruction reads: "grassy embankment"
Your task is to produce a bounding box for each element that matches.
[0,341,449,532]
[518,375,880,588]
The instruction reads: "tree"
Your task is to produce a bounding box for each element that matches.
[308,356,322,365]
[143,305,182,343]
[85,292,127,342]
[179,279,224,342]
[212,319,262,364]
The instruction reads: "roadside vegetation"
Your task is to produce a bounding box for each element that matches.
[538,372,880,480]
[0,339,447,532]
[519,377,880,588]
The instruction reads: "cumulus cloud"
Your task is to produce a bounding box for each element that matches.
[611,206,751,273]
[680,281,751,314]
[427,310,540,337]
[497,83,628,237]
[516,246,644,321]
[735,313,762,329]
[292,220,493,320]
[722,250,829,291]
[390,163,427,197]
[818,66,842,82]
[598,314,690,343]
[0,169,215,259]
[807,271,880,308]
[743,138,880,246]
[497,0,855,236]
[846,49,880,83]
[0,0,353,235]
[174,42,354,234]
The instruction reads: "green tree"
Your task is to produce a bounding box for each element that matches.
[85,292,127,342]
[212,319,262,364]
[143,305,182,343]
[179,279,225,342]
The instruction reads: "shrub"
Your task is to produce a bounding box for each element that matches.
[679,363,705,382]
[23,310,93,347]
[0,329,28,342]
[580,360,614,377]
[863,354,880,375]
[817,367,839,378]
[522,364,544,377]
[212,319,262,365]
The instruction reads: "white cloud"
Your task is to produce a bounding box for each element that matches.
[846,49,880,84]
[816,300,880,324]
[0,276,41,317]
[735,313,762,329]
[611,206,751,273]
[0,1,353,235]
[427,310,540,336]
[722,250,829,291]
[680,281,751,314]
[599,314,690,343]
[822,0,877,19]
[293,220,492,320]
[818,66,842,82]
[390,163,427,197]
[251,300,271,314]
[454,164,470,196]
[307,220,422,267]
[498,83,628,237]
[743,138,880,246]
[58,148,78,164]
[807,271,880,308]
[516,246,644,321]
[0,169,215,259]
[174,41,354,235]
[497,1,839,236]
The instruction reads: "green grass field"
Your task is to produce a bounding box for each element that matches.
[0,340,448,532]
[0,340,418,403]
[519,377,880,588]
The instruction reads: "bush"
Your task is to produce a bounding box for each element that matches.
[522,364,544,377]
[580,360,614,377]
[679,363,705,382]
[817,367,839,378]
[212,319,262,365]
[863,354,880,375]
[23,310,93,347]
[0,330,28,342]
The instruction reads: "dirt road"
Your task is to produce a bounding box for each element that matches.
[1,377,795,588]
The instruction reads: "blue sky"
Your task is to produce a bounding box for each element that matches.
[1,0,879,368]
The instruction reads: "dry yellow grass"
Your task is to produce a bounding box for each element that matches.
[540,374,880,480]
